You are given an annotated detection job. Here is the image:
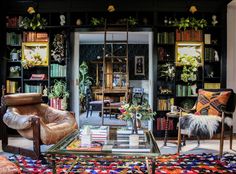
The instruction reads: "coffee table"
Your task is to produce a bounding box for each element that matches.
[47,129,160,174]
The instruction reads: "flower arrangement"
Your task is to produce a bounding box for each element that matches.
[19,7,47,30]
[21,46,45,69]
[118,102,156,121]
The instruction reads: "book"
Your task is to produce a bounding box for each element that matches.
[66,139,102,152]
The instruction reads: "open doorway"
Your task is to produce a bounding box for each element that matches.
[71,31,154,129]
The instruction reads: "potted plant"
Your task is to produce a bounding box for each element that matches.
[48,80,69,110]
[173,17,207,30]
[79,61,92,112]
[19,7,47,30]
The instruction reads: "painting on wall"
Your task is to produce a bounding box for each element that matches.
[134,56,145,76]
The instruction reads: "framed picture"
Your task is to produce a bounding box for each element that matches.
[176,42,203,66]
[134,56,145,76]
[21,42,49,67]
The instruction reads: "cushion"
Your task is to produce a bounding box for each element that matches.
[195,89,231,116]
[4,93,42,106]
[0,156,20,174]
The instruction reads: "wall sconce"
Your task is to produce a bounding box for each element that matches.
[189,5,197,14]
[107,4,115,12]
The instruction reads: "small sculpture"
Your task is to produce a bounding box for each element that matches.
[76,19,82,26]
[60,14,65,26]
[43,86,48,96]
[212,15,218,26]
[214,50,219,61]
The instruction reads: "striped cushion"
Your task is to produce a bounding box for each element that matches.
[195,89,231,116]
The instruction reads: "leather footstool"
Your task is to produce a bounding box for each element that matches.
[0,156,20,174]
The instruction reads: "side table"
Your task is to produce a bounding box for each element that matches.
[163,112,184,146]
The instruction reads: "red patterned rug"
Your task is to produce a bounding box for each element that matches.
[8,153,236,174]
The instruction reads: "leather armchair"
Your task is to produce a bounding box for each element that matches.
[1,93,78,159]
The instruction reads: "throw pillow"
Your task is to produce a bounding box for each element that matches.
[195,89,231,116]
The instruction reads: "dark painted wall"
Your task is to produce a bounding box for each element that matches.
[80,44,148,82]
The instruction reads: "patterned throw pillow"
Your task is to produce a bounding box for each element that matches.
[195,89,231,116]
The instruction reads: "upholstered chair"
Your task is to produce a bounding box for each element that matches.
[1,93,78,159]
[177,89,236,157]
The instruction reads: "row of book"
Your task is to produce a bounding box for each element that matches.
[24,84,43,93]
[6,32,22,46]
[157,98,174,111]
[176,29,203,42]
[23,32,49,42]
[50,64,67,77]
[157,32,175,44]
[50,98,64,110]
[176,85,196,97]
[6,80,18,93]
[156,117,174,131]
[6,16,22,28]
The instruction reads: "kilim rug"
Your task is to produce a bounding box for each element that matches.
[8,153,236,174]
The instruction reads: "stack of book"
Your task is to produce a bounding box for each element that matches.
[80,126,109,145]
[116,129,146,144]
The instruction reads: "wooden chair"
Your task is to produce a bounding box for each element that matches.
[177,88,236,158]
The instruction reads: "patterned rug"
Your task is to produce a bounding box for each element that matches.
[8,153,236,174]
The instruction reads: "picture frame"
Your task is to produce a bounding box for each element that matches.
[134,56,145,76]
[175,42,203,66]
[22,42,49,67]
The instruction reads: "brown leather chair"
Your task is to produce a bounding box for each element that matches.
[1,93,78,159]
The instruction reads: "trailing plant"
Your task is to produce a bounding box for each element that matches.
[90,17,105,26]
[173,17,207,30]
[79,61,92,111]
[19,7,47,30]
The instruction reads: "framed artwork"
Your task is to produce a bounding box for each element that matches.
[175,42,203,66]
[134,56,145,76]
[21,42,49,67]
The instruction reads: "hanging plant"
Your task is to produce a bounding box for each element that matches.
[19,7,47,30]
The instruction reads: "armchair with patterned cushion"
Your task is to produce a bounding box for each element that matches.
[1,93,78,159]
[177,89,236,157]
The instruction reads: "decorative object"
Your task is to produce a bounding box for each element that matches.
[189,5,197,14]
[118,102,156,134]
[159,63,175,80]
[51,33,65,62]
[10,48,20,61]
[212,15,218,26]
[191,84,197,96]
[129,134,139,146]
[214,50,219,61]
[48,80,69,110]
[173,17,207,30]
[107,4,115,12]
[21,42,49,69]
[164,16,168,24]
[59,14,65,26]
[134,56,145,76]
[176,42,203,83]
[79,61,92,112]
[159,86,172,94]
[42,85,48,96]
[9,66,20,77]
[19,7,47,30]
[76,18,82,26]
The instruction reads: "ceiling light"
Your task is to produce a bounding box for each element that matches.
[189,5,197,14]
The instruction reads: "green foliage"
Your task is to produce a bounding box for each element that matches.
[173,17,207,30]
[90,17,105,26]
[19,10,47,30]
[160,63,175,80]
[48,80,69,99]
[79,61,92,110]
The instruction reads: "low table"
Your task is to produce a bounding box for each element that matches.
[47,129,160,174]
